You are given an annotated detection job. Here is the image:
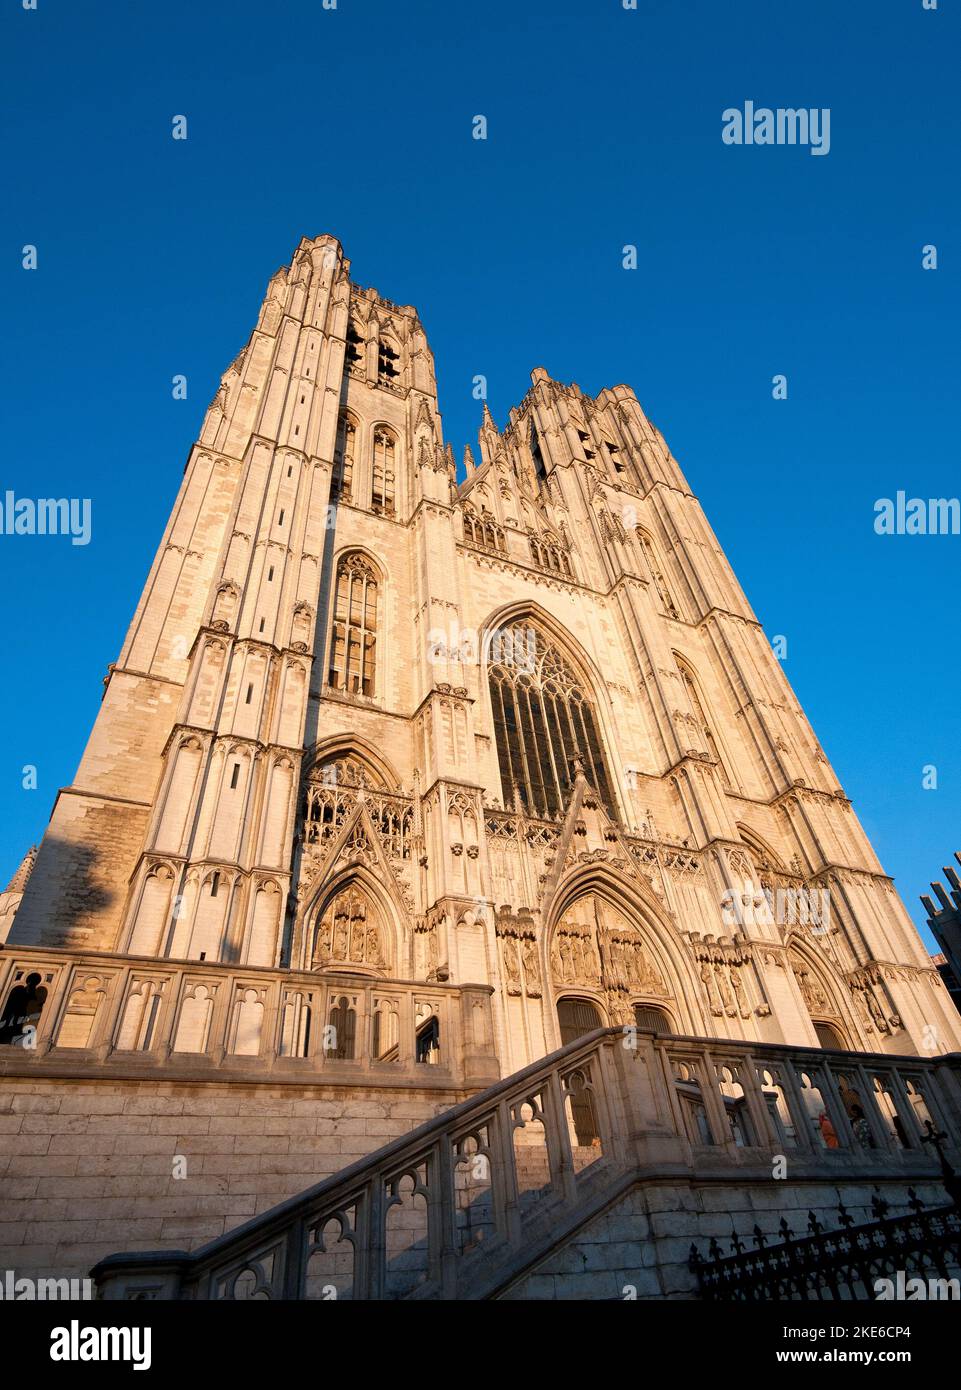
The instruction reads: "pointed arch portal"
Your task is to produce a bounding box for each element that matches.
[548,887,682,1037]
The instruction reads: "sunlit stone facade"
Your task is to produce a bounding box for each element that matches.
[8,232,960,1075]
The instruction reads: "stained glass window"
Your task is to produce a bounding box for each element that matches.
[488,623,615,818]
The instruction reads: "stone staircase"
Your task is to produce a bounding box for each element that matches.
[92,1028,961,1300]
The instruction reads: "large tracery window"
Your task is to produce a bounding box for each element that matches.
[488,623,615,819]
[304,755,413,859]
[328,554,378,696]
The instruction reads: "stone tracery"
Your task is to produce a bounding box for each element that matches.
[488,621,615,820]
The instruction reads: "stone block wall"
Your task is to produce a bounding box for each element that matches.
[500,1177,957,1300]
[0,1076,471,1281]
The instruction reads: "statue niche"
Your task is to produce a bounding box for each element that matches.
[312,886,387,974]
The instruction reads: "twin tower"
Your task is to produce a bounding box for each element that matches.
[8,233,959,1073]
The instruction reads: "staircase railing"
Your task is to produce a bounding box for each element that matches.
[92,1031,961,1300]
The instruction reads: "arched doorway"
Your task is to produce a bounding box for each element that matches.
[634,1004,675,1037]
[813,1020,847,1050]
[557,996,604,1046]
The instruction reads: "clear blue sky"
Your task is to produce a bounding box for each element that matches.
[1,0,958,949]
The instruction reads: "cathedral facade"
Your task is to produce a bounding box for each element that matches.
[7,232,959,1080]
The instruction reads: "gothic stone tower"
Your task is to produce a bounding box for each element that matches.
[9,233,960,1074]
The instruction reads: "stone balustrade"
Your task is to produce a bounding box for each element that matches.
[0,946,498,1090]
[92,1028,961,1300]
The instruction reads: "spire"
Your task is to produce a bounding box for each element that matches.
[4,846,36,894]
[479,403,499,469]
[463,444,476,476]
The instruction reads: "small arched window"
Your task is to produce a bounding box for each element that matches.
[328,554,379,696]
[530,421,547,481]
[676,656,731,789]
[637,530,678,619]
[606,440,627,477]
[371,429,396,517]
[528,531,572,577]
[463,505,504,553]
[332,412,357,503]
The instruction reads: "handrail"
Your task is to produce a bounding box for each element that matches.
[92,1030,961,1301]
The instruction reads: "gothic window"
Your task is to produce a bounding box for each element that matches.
[303,755,413,874]
[377,335,400,386]
[463,505,504,553]
[328,553,378,696]
[737,826,783,875]
[606,440,626,475]
[345,320,364,370]
[488,622,615,818]
[371,429,396,517]
[332,411,357,503]
[675,656,732,789]
[637,530,679,619]
[528,531,572,577]
[530,421,547,482]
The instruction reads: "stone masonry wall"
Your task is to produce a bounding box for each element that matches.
[0,1076,471,1281]
[500,1177,957,1301]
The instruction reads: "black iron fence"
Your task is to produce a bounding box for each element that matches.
[690,1189,961,1300]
